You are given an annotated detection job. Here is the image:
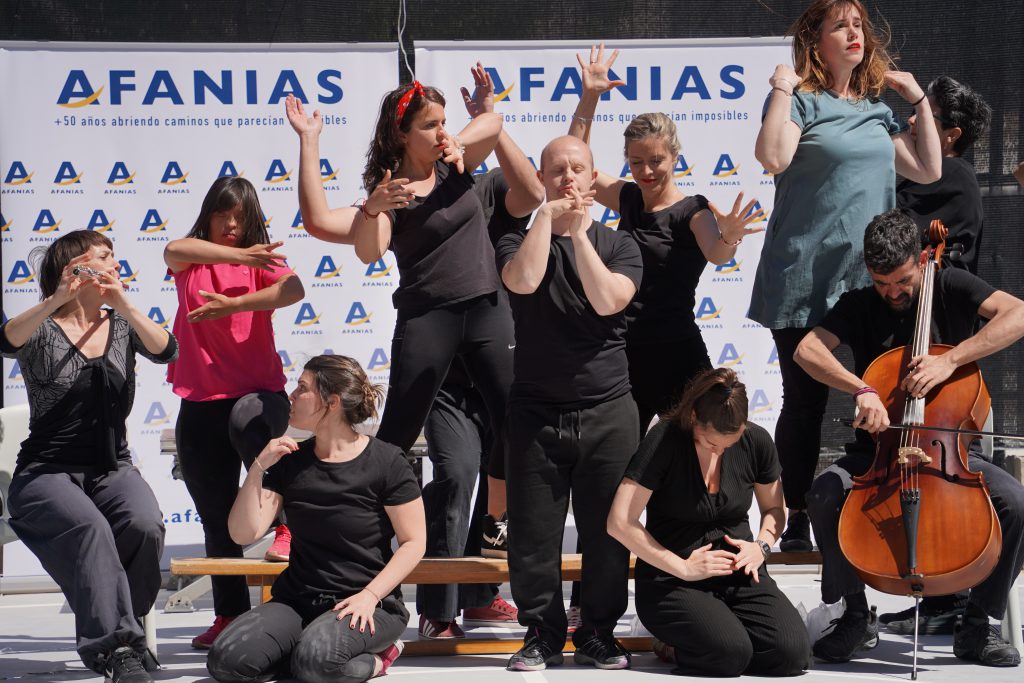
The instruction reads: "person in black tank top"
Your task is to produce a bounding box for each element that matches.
[569,44,766,433]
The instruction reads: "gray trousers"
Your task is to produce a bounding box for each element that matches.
[8,461,165,673]
[207,598,409,683]
[806,450,1024,619]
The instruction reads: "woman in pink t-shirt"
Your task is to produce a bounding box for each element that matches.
[164,175,305,649]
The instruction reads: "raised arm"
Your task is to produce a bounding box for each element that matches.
[690,192,766,265]
[461,62,544,217]
[163,238,287,274]
[887,71,942,184]
[228,437,293,545]
[568,43,627,212]
[755,65,803,174]
[454,111,502,173]
[1,252,92,348]
[500,204,555,294]
[567,188,636,315]
[285,94,359,244]
[93,270,173,356]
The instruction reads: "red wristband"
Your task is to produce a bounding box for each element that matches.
[360,202,381,219]
[853,386,878,398]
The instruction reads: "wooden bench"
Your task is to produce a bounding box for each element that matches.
[171,551,822,656]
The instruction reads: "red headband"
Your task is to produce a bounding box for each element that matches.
[395,81,425,127]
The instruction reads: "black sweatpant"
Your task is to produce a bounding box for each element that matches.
[506,392,640,648]
[806,450,1024,619]
[375,292,513,462]
[416,382,498,620]
[636,572,809,677]
[626,335,712,433]
[8,462,165,674]
[176,391,290,618]
[771,327,829,509]
[207,597,409,683]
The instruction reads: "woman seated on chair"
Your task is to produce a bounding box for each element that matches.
[0,230,177,683]
[607,367,809,677]
[207,355,426,683]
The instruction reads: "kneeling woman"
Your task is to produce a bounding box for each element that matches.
[608,368,809,677]
[208,356,426,683]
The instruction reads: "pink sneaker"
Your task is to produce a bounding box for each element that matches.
[418,615,466,639]
[373,639,405,677]
[264,524,291,562]
[462,595,519,628]
[191,615,236,649]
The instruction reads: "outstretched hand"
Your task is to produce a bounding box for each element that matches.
[238,242,288,271]
[576,42,625,97]
[285,94,323,137]
[461,62,495,118]
[708,192,765,245]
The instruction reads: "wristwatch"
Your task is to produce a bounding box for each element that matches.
[756,540,772,561]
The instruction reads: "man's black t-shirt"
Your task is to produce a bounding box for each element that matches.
[262,437,421,613]
[617,183,710,343]
[495,220,643,407]
[386,160,500,313]
[897,156,983,273]
[818,268,995,452]
[624,420,781,583]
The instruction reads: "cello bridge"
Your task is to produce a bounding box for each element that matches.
[897,446,931,465]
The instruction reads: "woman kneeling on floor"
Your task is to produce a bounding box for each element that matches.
[208,355,425,683]
[608,368,809,676]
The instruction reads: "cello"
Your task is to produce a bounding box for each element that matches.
[837,221,1002,678]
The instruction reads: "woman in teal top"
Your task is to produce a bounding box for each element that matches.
[750,0,942,551]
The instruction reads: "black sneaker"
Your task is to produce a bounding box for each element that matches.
[887,606,961,635]
[104,646,153,683]
[780,510,813,552]
[812,607,879,663]
[507,632,563,671]
[954,619,1021,667]
[573,632,632,670]
[482,513,508,559]
[879,605,915,625]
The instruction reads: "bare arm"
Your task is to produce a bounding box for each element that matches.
[607,479,734,581]
[690,193,765,265]
[571,223,637,316]
[754,65,802,174]
[164,238,288,274]
[363,498,426,602]
[501,205,555,294]
[285,94,359,244]
[455,111,502,173]
[186,273,305,323]
[568,43,626,211]
[228,438,294,545]
[887,71,942,184]
[2,252,96,347]
[753,479,785,546]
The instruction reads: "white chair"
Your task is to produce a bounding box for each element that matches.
[0,403,157,655]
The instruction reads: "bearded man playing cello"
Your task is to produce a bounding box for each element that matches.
[793,208,1024,667]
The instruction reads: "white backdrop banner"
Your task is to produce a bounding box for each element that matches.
[0,43,399,573]
[416,38,790,426]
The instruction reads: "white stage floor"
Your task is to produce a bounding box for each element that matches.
[1,571,1021,682]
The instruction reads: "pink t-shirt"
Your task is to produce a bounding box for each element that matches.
[167,261,294,401]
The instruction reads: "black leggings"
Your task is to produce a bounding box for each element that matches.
[771,327,829,509]
[376,292,513,464]
[626,335,712,433]
[176,391,290,618]
[636,573,809,677]
[207,598,409,683]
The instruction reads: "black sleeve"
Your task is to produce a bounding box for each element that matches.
[817,289,866,346]
[688,194,711,220]
[382,446,421,506]
[605,225,644,289]
[623,421,674,490]
[618,181,641,213]
[941,268,996,314]
[131,327,178,364]
[475,168,509,225]
[0,320,28,357]
[495,229,526,273]
[747,423,782,485]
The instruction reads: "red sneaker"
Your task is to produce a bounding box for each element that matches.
[372,639,405,677]
[462,595,519,628]
[418,615,466,639]
[264,524,291,562]
[191,615,236,649]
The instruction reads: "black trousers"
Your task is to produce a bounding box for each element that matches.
[376,292,513,463]
[506,392,639,648]
[8,462,165,674]
[416,382,498,620]
[176,391,290,618]
[207,597,409,683]
[771,327,830,509]
[806,450,1024,619]
[636,572,809,677]
[626,334,712,433]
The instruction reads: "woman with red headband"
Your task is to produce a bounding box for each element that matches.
[287,79,510,515]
